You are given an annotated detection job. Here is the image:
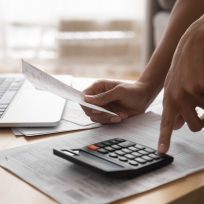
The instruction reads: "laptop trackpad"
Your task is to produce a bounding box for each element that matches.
[1,82,65,127]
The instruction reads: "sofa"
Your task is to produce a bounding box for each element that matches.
[145,0,176,63]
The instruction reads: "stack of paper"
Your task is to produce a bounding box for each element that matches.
[11,61,104,137]
[12,101,101,136]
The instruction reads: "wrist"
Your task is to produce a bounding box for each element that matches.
[137,70,163,103]
[134,78,160,108]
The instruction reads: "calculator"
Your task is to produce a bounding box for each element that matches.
[53,138,174,178]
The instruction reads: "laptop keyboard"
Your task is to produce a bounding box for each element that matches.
[0,77,24,118]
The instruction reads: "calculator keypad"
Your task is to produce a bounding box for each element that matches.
[86,138,163,167]
[54,137,174,178]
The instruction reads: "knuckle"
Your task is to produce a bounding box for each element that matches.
[186,84,201,95]
[83,87,90,94]
[95,92,106,100]
[84,110,92,116]
[84,80,105,94]
[116,84,126,94]
[90,117,97,123]
[93,79,106,86]
[161,116,170,127]
[189,123,203,132]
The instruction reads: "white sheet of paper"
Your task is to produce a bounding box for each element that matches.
[14,120,100,136]
[22,60,117,116]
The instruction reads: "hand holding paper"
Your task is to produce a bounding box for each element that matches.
[22,60,117,116]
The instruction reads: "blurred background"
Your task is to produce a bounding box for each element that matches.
[0,0,173,79]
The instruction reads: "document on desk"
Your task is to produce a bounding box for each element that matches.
[12,74,100,136]
[1,112,204,204]
[13,101,101,136]
[22,60,117,116]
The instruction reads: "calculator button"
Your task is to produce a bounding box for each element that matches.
[119,157,128,162]
[97,148,108,154]
[124,154,135,160]
[135,144,145,150]
[115,150,126,156]
[129,160,139,166]
[105,146,115,152]
[111,144,122,150]
[154,152,165,157]
[148,154,160,159]
[128,146,138,151]
[109,153,118,158]
[144,148,155,153]
[131,152,142,157]
[115,138,126,143]
[135,158,146,164]
[138,150,149,155]
[119,141,135,148]
[142,156,154,162]
[95,143,106,148]
[88,145,99,151]
[102,141,113,146]
[122,148,132,154]
[109,139,120,144]
[111,145,121,150]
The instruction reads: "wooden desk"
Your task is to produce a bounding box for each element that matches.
[0,77,204,204]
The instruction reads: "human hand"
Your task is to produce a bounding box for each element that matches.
[82,80,152,124]
[158,16,204,153]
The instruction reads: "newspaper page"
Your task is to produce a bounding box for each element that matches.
[0,112,204,204]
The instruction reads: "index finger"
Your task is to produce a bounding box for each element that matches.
[158,106,177,153]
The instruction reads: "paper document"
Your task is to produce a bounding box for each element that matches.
[12,101,101,136]
[1,112,204,204]
[13,119,100,136]
[22,60,117,116]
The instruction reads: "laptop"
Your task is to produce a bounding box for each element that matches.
[0,75,66,127]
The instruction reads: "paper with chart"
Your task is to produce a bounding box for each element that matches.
[1,112,204,204]
[22,60,117,116]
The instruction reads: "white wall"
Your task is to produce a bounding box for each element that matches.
[0,0,146,23]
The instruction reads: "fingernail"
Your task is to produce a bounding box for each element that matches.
[118,112,128,120]
[92,110,101,114]
[85,95,94,101]
[111,117,122,123]
[158,143,167,153]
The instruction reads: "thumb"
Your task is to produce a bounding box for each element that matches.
[85,88,117,106]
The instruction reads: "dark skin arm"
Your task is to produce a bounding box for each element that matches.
[82,0,204,151]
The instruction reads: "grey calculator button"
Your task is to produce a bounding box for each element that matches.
[131,152,142,157]
[128,146,138,151]
[142,156,154,162]
[138,150,149,155]
[129,160,139,166]
[135,158,146,164]
[119,157,128,162]
[145,148,155,153]
[115,150,126,156]
[109,153,118,158]
[122,148,132,154]
[125,154,135,160]
[97,148,108,154]
[105,146,115,152]
[119,141,135,148]
[111,145,121,150]
[135,144,145,150]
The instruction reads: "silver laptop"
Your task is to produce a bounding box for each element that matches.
[0,75,66,127]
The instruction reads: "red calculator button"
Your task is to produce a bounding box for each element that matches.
[88,145,99,151]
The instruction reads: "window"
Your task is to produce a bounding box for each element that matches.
[0,0,146,78]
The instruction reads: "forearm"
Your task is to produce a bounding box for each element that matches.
[139,0,204,101]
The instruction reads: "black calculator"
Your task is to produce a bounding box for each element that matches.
[53,138,174,178]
